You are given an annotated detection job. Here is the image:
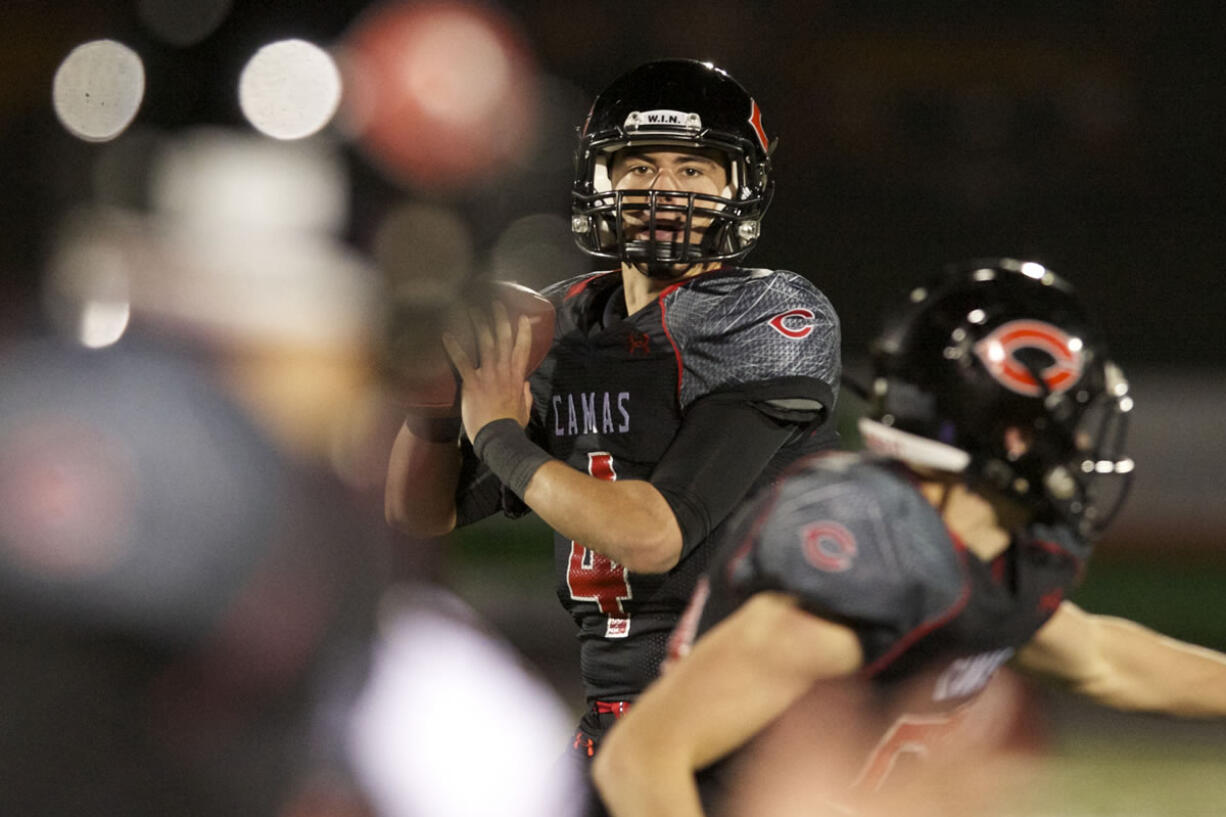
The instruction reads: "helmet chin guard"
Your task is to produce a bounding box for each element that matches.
[571,60,773,275]
[572,188,765,278]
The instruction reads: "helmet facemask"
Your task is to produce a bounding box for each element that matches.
[1012,361,1134,539]
[572,142,767,279]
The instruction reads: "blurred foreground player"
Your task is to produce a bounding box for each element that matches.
[346,583,583,817]
[385,59,841,767]
[594,259,1226,817]
[0,129,389,817]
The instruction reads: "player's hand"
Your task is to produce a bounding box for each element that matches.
[443,301,534,438]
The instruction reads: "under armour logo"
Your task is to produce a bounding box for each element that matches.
[626,331,652,355]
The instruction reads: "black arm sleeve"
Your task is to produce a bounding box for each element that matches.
[649,391,807,557]
[453,437,504,527]
[453,417,544,526]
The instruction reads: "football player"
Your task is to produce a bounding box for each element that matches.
[385,58,841,773]
[592,259,1226,817]
[0,129,388,817]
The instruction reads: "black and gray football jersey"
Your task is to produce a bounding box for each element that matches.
[691,452,1088,687]
[677,451,1090,804]
[530,266,841,703]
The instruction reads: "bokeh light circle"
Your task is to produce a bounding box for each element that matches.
[239,39,343,140]
[338,0,539,191]
[52,40,146,143]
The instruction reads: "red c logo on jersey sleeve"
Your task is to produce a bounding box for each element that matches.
[768,308,816,339]
[800,521,857,572]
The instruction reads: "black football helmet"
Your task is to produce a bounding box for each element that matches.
[571,59,774,277]
[860,258,1133,538]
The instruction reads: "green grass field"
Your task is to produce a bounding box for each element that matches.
[1008,728,1226,816]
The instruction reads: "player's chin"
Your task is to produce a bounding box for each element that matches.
[630,257,703,280]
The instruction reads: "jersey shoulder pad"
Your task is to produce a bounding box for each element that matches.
[662,269,841,410]
[727,454,967,656]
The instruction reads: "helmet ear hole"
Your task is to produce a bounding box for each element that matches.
[1002,426,1031,460]
[591,155,613,194]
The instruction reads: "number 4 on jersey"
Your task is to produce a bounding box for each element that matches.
[566,452,633,638]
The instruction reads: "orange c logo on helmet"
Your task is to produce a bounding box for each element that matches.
[973,319,1085,397]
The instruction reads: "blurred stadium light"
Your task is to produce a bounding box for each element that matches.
[337,0,541,192]
[52,39,145,143]
[239,39,343,140]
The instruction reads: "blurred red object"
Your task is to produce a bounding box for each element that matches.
[722,669,1048,817]
[339,0,539,191]
[400,281,555,414]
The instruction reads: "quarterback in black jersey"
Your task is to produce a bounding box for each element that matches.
[385,58,841,766]
[594,260,1226,817]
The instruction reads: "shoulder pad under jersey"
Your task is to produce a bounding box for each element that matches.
[540,270,614,305]
[661,269,840,411]
[725,454,968,664]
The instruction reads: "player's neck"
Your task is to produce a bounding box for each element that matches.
[620,261,718,315]
[920,480,1026,562]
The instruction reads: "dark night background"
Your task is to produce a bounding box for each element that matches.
[4,0,1225,367]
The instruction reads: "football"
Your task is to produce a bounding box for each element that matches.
[396,280,555,415]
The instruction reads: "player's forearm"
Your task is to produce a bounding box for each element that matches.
[594,703,709,817]
[468,419,683,571]
[594,720,705,817]
[594,757,705,817]
[384,420,462,536]
[524,461,683,572]
[1090,614,1226,718]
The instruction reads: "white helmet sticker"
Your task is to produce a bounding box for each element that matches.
[623,110,702,131]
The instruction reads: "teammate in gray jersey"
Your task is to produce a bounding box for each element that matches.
[593,259,1226,817]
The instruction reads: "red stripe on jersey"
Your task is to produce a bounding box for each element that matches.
[1031,536,1086,582]
[656,281,689,408]
[565,270,618,300]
